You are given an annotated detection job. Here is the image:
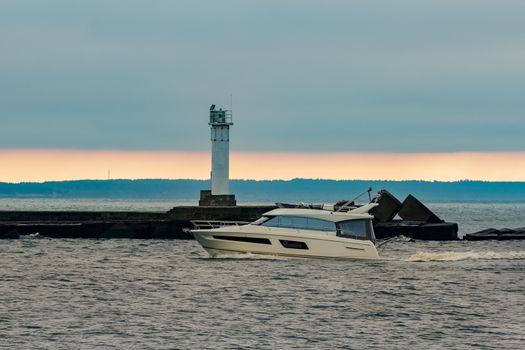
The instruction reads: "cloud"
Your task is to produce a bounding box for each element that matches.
[0,0,524,152]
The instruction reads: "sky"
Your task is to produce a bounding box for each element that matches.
[1,1,524,181]
[2,150,525,183]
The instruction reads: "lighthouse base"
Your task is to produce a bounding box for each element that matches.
[199,190,237,207]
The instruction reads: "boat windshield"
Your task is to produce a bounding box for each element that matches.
[337,219,373,241]
[260,215,335,232]
[251,216,270,225]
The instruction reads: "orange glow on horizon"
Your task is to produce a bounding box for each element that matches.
[1,149,525,183]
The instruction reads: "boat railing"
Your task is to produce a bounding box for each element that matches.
[190,220,250,230]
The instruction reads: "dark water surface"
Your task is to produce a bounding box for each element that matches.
[1,238,524,349]
[1,201,525,349]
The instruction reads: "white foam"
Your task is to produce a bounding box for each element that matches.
[408,250,525,262]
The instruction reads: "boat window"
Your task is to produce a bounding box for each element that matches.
[213,236,271,245]
[337,220,370,240]
[261,216,335,232]
[280,240,309,250]
[251,216,270,225]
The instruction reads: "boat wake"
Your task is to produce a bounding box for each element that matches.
[26,232,42,239]
[408,250,525,262]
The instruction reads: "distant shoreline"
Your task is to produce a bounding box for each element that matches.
[1,179,524,202]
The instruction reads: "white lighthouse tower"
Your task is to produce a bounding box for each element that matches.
[199,104,236,206]
[209,104,232,195]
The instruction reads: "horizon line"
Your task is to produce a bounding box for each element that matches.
[3,178,525,185]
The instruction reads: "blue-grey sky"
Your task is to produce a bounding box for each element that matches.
[1,0,524,152]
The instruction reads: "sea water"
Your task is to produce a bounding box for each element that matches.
[0,200,524,349]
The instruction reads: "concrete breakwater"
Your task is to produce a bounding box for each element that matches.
[2,201,523,241]
[0,206,276,239]
[0,211,191,239]
[0,200,459,241]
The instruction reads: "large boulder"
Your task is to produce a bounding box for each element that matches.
[370,190,403,222]
[398,194,443,223]
[464,227,525,240]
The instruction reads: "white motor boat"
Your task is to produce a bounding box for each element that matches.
[191,203,380,259]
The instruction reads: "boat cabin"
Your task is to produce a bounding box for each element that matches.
[252,209,376,242]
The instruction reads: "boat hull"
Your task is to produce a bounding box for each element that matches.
[192,226,379,260]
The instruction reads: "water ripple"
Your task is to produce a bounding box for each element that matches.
[1,223,525,349]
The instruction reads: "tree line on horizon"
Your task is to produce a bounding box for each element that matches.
[0,179,524,202]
